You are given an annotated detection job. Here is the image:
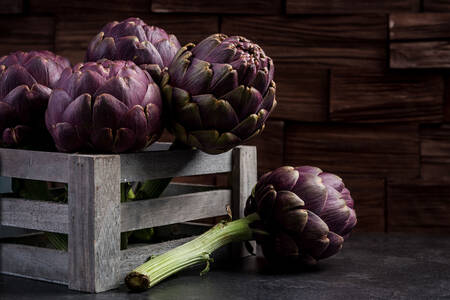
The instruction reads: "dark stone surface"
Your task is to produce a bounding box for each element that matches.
[1,233,450,299]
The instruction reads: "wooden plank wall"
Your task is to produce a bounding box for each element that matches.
[1,0,449,233]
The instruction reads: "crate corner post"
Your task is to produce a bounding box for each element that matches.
[231,146,257,258]
[68,154,121,293]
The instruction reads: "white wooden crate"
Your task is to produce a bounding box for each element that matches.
[0,143,257,292]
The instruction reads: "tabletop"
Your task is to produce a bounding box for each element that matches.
[1,233,449,300]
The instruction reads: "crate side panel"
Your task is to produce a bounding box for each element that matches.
[121,190,231,231]
[0,198,68,233]
[0,243,68,284]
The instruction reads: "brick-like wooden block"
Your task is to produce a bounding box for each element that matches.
[343,176,385,232]
[424,0,450,11]
[0,0,23,14]
[330,70,444,123]
[245,121,284,176]
[391,41,450,69]
[221,15,387,70]
[390,13,450,68]
[388,180,450,232]
[30,0,150,13]
[0,17,55,56]
[55,14,219,64]
[390,13,450,40]
[287,0,419,14]
[274,63,328,122]
[285,123,419,179]
[152,0,281,14]
[420,125,450,182]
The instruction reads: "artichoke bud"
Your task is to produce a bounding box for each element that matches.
[86,17,181,83]
[0,51,70,148]
[245,166,357,265]
[45,59,163,153]
[162,34,277,154]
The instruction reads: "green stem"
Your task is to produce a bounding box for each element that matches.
[125,213,261,291]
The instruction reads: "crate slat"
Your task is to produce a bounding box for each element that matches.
[0,198,68,233]
[161,182,217,197]
[0,148,70,183]
[0,243,68,284]
[121,189,231,232]
[120,149,233,182]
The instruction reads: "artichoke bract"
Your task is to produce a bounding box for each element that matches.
[0,51,70,147]
[244,166,357,266]
[125,166,356,291]
[45,59,163,153]
[162,33,276,154]
[86,17,181,81]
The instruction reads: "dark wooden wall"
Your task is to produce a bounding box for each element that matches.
[1,0,450,233]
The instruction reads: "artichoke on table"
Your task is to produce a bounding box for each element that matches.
[125,166,357,291]
[162,33,277,154]
[245,166,357,266]
[0,51,70,147]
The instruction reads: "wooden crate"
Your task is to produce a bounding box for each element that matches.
[0,143,257,292]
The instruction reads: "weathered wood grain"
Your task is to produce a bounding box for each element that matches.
[390,41,450,68]
[232,146,257,257]
[68,155,121,293]
[342,176,385,232]
[29,0,150,13]
[388,180,450,232]
[147,142,172,151]
[0,243,68,284]
[420,125,450,182]
[0,16,54,55]
[330,70,444,123]
[246,121,284,175]
[221,15,387,70]
[152,0,281,14]
[56,14,219,64]
[232,146,257,219]
[284,124,419,178]
[160,182,217,197]
[0,0,23,13]
[0,198,68,233]
[424,0,450,11]
[389,13,450,68]
[120,149,232,182]
[390,13,450,40]
[0,149,69,183]
[273,63,328,121]
[121,190,231,231]
[287,0,420,14]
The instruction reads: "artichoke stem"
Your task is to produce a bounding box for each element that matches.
[125,213,261,291]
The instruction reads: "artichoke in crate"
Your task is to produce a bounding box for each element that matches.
[0,51,70,147]
[45,59,163,153]
[162,34,276,154]
[86,17,181,81]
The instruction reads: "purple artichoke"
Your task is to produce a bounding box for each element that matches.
[162,33,276,154]
[45,59,163,153]
[245,166,357,266]
[0,51,70,147]
[86,17,181,81]
[125,165,356,291]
